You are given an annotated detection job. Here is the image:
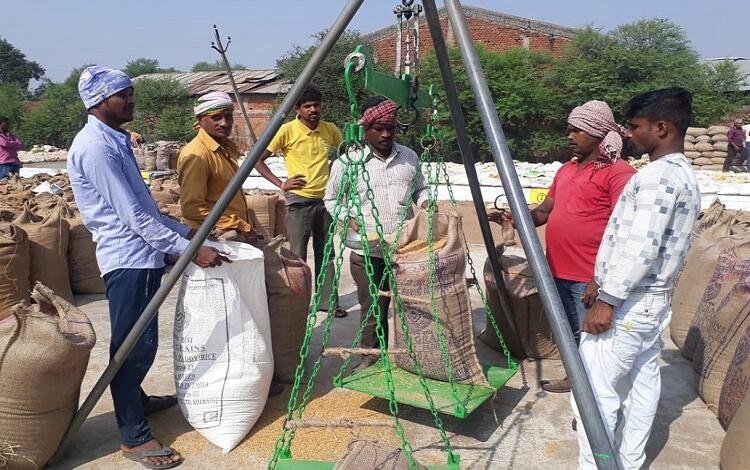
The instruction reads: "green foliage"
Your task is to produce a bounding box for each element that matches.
[275,30,374,128]
[19,82,86,148]
[191,60,247,72]
[552,19,744,128]
[129,78,194,141]
[0,37,45,89]
[123,58,178,78]
[420,46,564,161]
[0,83,25,124]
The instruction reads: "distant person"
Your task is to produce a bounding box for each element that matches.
[572,88,700,470]
[489,100,635,393]
[68,66,228,470]
[255,84,348,318]
[0,116,23,179]
[744,121,750,169]
[724,119,746,172]
[324,96,428,371]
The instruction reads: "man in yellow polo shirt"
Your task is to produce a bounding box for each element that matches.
[255,84,347,318]
[177,91,256,241]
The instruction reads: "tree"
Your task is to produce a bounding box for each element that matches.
[123,58,178,78]
[129,78,194,142]
[0,37,45,89]
[191,60,247,72]
[275,30,377,131]
[420,46,563,162]
[0,83,25,124]
[552,19,744,129]
[20,66,94,148]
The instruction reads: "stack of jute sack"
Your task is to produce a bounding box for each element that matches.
[0,283,96,469]
[133,141,183,172]
[684,126,731,171]
[482,220,557,360]
[0,174,105,324]
[669,199,750,469]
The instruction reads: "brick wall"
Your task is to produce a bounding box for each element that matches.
[370,12,572,67]
[228,94,276,152]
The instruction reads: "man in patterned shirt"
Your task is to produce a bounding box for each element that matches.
[324,96,428,371]
[572,88,701,470]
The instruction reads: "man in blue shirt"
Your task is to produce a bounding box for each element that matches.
[68,66,226,469]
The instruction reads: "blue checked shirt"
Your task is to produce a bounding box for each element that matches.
[68,115,190,276]
[595,153,701,306]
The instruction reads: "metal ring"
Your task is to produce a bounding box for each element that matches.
[396,105,419,127]
[494,194,506,211]
[344,52,366,73]
[420,135,437,150]
[337,140,369,165]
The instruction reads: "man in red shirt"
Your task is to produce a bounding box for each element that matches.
[491,101,635,392]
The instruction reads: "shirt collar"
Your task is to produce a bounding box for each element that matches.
[366,143,400,163]
[293,116,319,135]
[197,128,240,158]
[87,114,130,148]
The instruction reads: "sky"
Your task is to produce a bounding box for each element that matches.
[3,0,746,83]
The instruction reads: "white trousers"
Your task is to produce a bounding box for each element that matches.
[571,291,670,470]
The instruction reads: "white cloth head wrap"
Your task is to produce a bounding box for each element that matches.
[194,91,234,116]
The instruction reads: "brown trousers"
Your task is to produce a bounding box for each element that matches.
[350,252,391,349]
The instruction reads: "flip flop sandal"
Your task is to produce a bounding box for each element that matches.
[539,379,572,393]
[123,445,183,469]
[333,306,349,318]
[143,395,178,416]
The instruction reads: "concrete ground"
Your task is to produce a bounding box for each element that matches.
[49,208,724,470]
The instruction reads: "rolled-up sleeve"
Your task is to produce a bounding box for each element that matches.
[86,143,190,256]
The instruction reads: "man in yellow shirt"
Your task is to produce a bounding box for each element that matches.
[178,91,256,242]
[255,84,347,317]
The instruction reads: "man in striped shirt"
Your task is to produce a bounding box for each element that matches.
[572,88,701,470]
[324,96,427,370]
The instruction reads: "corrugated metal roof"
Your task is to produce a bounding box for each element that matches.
[133,69,290,96]
[704,57,750,91]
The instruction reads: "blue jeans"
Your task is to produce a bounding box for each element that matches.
[0,163,20,179]
[103,267,164,447]
[554,278,587,344]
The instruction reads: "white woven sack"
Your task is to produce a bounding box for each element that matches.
[174,240,273,452]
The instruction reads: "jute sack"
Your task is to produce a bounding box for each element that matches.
[0,283,95,469]
[720,395,750,470]
[150,178,180,206]
[245,191,278,238]
[712,134,728,143]
[155,146,173,171]
[58,204,104,295]
[0,190,33,210]
[709,151,729,158]
[0,224,29,320]
[143,149,157,171]
[704,165,725,171]
[262,235,312,383]
[695,134,712,143]
[481,221,558,360]
[711,157,727,165]
[708,125,730,136]
[714,141,729,152]
[683,211,750,414]
[334,440,426,470]
[683,142,696,152]
[693,157,712,166]
[389,210,488,386]
[718,324,750,429]
[686,127,709,137]
[694,142,714,153]
[13,205,73,303]
[274,197,287,238]
[671,200,733,351]
[684,151,701,160]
